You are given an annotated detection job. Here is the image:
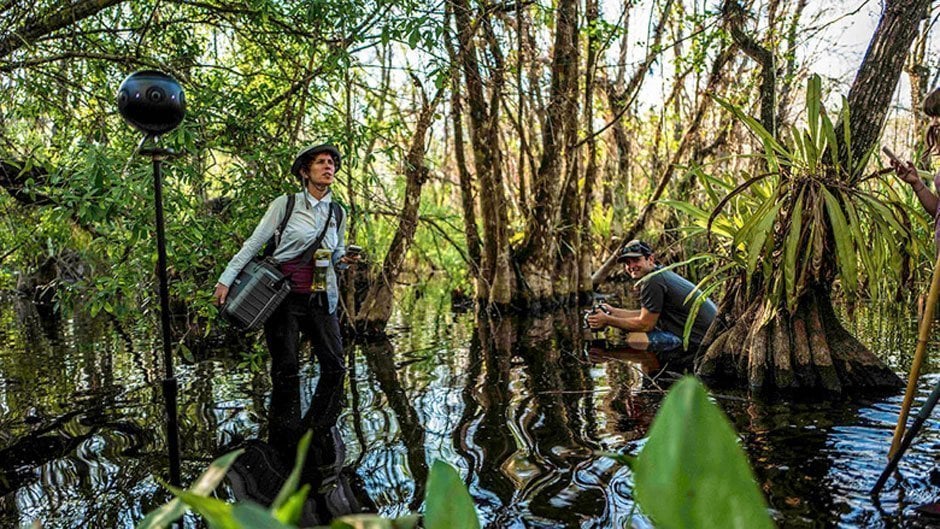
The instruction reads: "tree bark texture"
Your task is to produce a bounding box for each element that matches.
[443,3,482,281]
[724,0,777,137]
[550,0,582,302]
[697,286,902,394]
[905,15,932,163]
[0,0,127,59]
[844,0,931,167]
[449,0,513,306]
[578,0,600,298]
[517,0,579,305]
[354,88,442,335]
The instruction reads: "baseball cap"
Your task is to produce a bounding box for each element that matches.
[617,240,653,261]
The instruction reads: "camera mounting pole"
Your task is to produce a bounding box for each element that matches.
[141,135,181,487]
[118,71,186,488]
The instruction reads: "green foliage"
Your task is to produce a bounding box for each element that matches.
[605,377,774,529]
[663,75,913,313]
[424,460,481,529]
[139,432,314,529]
[138,448,246,529]
[238,341,270,373]
[0,0,473,330]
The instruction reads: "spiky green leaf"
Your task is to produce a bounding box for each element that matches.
[745,201,782,284]
[272,430,314,513]
[138,448,245,529]
[784,189,805,312]
[821,187,857,295]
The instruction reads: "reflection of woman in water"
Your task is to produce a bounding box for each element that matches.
[227,369,373,525]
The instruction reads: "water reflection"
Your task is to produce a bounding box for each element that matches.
[358,338,429,511]
[227,367,374,525]
[3,295,940,528]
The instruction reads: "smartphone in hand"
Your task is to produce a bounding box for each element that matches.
[882,146,902,165]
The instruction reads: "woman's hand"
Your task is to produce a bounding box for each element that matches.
[340,251,362,265]
[891,158,921,187]
[213,283,229,306]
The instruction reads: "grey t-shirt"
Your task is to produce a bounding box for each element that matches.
[639,267,717,348]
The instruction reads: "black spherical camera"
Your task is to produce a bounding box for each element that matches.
[117,70,185,136]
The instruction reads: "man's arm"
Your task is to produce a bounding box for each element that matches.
[588,306,659,332]
[600,304,638,319]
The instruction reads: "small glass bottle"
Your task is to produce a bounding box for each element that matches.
[311,249,332,292]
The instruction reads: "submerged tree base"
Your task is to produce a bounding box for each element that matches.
[697,287,902,395]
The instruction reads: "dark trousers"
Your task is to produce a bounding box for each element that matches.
[264,292,346,378]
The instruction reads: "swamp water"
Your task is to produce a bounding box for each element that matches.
[1,294,940,528]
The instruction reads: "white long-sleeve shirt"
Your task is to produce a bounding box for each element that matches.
[218,190,347,313]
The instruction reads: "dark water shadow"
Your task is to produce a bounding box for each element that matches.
[3,296,940,527]
[225,367,374,525]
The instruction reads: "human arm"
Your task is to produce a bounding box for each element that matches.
[892,158,938,216]
[598,303,638,319]
[212,283,229,305]
[214,196,285,298]
[587,306,660,332]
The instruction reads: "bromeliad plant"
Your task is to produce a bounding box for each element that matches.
[664,74,905,393]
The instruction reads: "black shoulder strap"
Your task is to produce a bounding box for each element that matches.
[262,193,295,257]
[274,193,295,247]
[298,202,336,264]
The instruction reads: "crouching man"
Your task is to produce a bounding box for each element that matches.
[587,240,717,370]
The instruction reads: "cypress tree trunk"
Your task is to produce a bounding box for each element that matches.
[517,0,579,307]
[697,0,927,395]
[698,285,901,393]
[354,88,441,335]
[448,0,513,307]
[844,0,931,165]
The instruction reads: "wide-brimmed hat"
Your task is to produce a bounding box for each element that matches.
[290,143,341,177]
[617,240,653,261]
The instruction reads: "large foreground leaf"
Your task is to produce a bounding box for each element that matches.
[633,377,775,529]
[138,448,245,529]
[424,460,480,529]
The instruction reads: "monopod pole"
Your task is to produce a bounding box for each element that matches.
[872,375,940,495]
[889,250,940,458]
[143,142,181,487]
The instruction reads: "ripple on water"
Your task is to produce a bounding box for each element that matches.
[4,298,940,528]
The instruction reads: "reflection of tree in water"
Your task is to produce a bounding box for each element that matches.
[227,368,374,526]
[516,311,605,522]
[722,397,868,528]
[461,315,518,521]
[359,338,429,510]
[455,312,608,525]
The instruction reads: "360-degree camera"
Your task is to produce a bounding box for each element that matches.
[117,70,185,136]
